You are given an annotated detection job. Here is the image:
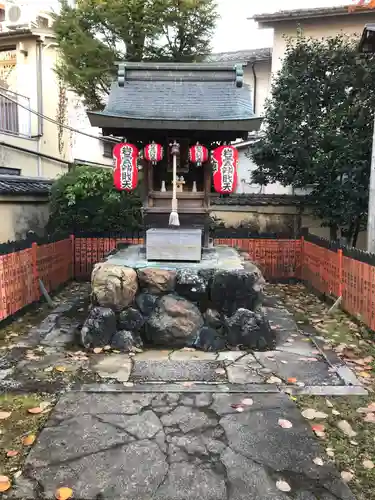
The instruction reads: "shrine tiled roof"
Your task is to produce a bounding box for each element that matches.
[0,175,52,196]
[88,62,258,132]
[253,5,375,23]
[205,48,272,64]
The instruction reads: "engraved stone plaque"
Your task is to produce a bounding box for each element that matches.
[146,228,202,262]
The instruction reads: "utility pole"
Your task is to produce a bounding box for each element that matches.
[358,23,375,251]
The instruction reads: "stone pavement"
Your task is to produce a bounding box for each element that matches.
[8,388,356,500]
[1,286,364,499]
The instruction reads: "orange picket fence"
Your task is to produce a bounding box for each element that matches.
[0,231,375,331]
[0,236,74,321]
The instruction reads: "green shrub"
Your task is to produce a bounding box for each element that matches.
[47,166,142,234]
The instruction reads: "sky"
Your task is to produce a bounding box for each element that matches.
[23,0,355,53]
[212,0,354,52]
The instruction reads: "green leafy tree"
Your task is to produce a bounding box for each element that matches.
[251,35,375,246]
[54,0,218,109]
[47,166,142,234]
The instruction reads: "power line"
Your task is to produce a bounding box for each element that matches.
[0,86,120,145]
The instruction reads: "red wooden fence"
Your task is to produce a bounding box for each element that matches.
[0,237,73,321]
[1,233,375,332]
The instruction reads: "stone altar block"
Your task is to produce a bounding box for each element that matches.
[146,228,202,261]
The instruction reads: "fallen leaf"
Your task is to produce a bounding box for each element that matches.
[241,398,253,406]
[55,366,67,373]
[358,371,372,378]
[341,471,354,483]
[325,399,333,408]
[55,487,73,500]
[22,434,36,446]
[215,368,226,375]
[266,376,282,384]
[93,347,103,354]
[363,459,374,470]
[44,366,53,373]
[276,480,291,492]
[103,345,111,351]
[287,377,297,384]
[0,411,11,420]
[312,424,325,432]
[331,409,340,416]
[13,470,22,479]
[326,448,335,457]
[0,475,11,492]
[28,407,43,415]
[39,402,51,411]
[112,350,121,354]
[278,419,293,429]
[313,457,324,466]
[301,409,328,420]
[363,413,375,423]
[6,450,19,457]
[350,440,358,445]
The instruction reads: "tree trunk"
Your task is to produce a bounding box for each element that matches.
[351,217,361,248]
[330,225,338,241]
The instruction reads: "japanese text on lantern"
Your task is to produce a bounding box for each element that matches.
[120,145,134,190]
[221,147,235,192]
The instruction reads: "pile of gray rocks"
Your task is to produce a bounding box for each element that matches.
[80,258,276,352]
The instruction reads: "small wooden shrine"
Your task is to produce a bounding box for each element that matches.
[88,62,258,245]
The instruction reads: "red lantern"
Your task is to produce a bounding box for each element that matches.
[189,142,208,166]
[113,142,139,191]
[211,145,238,194]
[144,142,163,165]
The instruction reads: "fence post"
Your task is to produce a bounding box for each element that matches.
[338,248,343,297]
[70,235,75,280]
[300,236,304,281]
[31,242,39,300]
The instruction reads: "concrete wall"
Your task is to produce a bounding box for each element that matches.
[243,60,272,116]
[269,12,375,75]
[0,195,50,242]
[236,147,292,195]
[211,204,367,250]
[67,92,112,167]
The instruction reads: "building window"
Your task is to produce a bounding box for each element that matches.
[103,141,114,158]
[0,96,19,134]
[0,166,20,175]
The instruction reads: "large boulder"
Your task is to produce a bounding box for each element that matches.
[118,307,145,332]
[210,268,264,316]
[193,326,226,352]
[91,263,138,311]
[225,308,275,351]
[111,330,143,351]
[146,295,204,347]
[137,268,176,294]
[204,308,222,329]
[175,269,207,303]
[136,293,159,316]
[80,307,117,348]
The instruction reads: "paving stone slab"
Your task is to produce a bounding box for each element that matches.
[130,360,228,382]
[74,383,280,393]
[254,351,343,386]
[8,391,355,500]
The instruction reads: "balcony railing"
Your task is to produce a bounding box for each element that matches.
[0,88,32,138]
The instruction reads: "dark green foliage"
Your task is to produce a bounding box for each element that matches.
[251,34,375,245]
[47,166,142,234]
[54,0,218,109]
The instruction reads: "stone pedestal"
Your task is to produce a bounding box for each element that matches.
[146,228,202,262]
